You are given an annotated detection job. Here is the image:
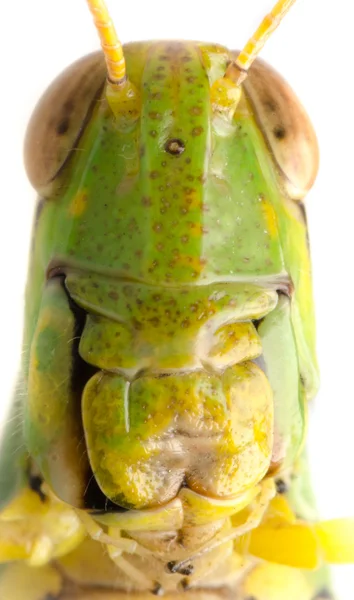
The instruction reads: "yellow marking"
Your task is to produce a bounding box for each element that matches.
[260,196,278,238]
[315,518,354,563]
[69,190,88,217]
[210,77,242,118]
[243,563,312,600]
[86,0,126,85]
[176,254,204,274]
[248,521,320,569]
[246,496,354,568]
[265,494,296,525]
[105,78,141,121]
[184,188,202,211]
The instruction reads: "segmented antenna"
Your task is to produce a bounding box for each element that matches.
[86,0,126,85]
[226,0,297,85]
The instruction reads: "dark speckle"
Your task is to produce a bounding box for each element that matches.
[151,583,164,596]
[275,478,289,494]
[56,117,70,135]
[273,124,286,140]
[108,291,119,301]
[29,474,46,503]
[132,318,143,331]
[179,564,194,576]
[149,111,162,120]
[165,138,185,156]
[192,126,204,137]
[264,99,277,113]
[167,561,178,573]
[179,578,191,590]
[149,92,163,101]
[190,106,203,116]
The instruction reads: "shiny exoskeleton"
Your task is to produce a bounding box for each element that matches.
[0,40,350,600]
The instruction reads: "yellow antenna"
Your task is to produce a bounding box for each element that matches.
[85,0,140,119]
[86,0,126,85]
[226,0,297,85]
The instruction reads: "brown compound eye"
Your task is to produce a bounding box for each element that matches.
[243,57,319,201]
[24,52,106,194]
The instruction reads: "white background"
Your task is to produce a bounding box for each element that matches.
[0,1,353,598]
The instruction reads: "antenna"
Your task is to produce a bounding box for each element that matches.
[86,0,126,86]
[226,0,297,85]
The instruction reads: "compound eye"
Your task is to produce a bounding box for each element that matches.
[243,58,319,200]
[24,52,106,194]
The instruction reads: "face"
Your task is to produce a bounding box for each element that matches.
[23,40,317,513]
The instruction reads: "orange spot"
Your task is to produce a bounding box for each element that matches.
[69,190,89,217]
[184,189,201,210]
[176,254,204,275]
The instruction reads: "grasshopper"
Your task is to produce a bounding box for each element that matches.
[0,1,353,598]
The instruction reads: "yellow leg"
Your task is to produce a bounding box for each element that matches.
[77,511,137,554]
[170,479,276,576]
[77,511,164,592]
[0,487,85,566]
